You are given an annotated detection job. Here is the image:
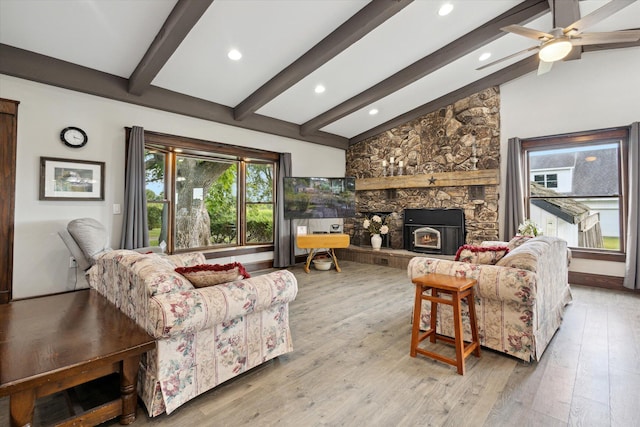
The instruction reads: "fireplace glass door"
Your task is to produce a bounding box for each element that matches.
[413,227,441,250]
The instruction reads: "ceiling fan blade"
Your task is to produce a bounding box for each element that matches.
[571,30,640,45]
[501,25,553,41]
[564,0,637,34]
[537,60,554,75]
[476,46,539,71]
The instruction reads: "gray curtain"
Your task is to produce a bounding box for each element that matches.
[273,152,294,267]
[624,122,639,290]
[504,137,525,240]
[120,126,149,249]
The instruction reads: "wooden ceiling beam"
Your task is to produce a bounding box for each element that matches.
[300,0,550,136]
[0,44,348,149]
[128,0,214,96]
[349,55,540,145]
[232,0,413,121]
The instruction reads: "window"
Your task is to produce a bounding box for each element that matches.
[533,173,558,188]
[139,130,278,254]
[522,127,628,256]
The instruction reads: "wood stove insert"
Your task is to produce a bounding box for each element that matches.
[403,208,465,255]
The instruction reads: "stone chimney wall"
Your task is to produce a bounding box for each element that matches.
[345,87,501,248]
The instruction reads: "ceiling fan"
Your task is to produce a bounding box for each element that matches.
[477,0,640,75]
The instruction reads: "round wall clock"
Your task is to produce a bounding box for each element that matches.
[60,126,88,148]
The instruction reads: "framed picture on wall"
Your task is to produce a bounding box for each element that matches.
[39,157,105,201]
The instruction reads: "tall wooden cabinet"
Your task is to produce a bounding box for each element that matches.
[0,98,18,303]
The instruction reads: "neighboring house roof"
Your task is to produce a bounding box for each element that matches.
[530,152,576,170]
[530,182,590,224]
[530,147,619,196]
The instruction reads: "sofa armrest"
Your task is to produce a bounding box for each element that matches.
[146,269,298,338]
[407,257,537,306]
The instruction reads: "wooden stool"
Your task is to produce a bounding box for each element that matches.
[410,273,480,375]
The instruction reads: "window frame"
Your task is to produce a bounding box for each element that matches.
[129,128,279,257]
[521,126,629,262]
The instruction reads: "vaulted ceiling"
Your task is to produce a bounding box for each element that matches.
[1,0,638,150]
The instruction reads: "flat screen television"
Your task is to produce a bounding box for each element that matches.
[284,177,356,219]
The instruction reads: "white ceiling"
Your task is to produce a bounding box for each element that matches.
[1,0,638,145]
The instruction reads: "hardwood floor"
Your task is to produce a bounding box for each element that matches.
[2,262,638,426]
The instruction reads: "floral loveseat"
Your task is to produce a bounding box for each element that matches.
[88,250,298,416]
[407,236,572,362]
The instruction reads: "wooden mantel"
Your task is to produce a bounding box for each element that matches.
[355,169,499,191]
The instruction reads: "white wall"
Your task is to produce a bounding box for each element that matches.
[1,75,346,299]
[500,46,639,278]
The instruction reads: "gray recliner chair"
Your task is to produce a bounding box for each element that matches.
[59,218,163,273]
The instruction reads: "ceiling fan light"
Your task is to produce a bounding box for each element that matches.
[538,39,572,62]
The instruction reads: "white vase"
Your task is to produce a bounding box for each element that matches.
[371,234,382,251]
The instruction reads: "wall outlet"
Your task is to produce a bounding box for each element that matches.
[69,257,77,268]
[113,203,121,215]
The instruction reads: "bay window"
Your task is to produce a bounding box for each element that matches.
[140,131,277,254]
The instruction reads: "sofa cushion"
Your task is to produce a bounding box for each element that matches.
[495,238,550,272]
[167,252,209,267]
[455,244,509,265]
[507,236,532,251]
[175,262,250,288]
[67,218,111,266]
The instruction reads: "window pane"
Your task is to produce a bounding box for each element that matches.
[147,202,168,246]
[207,163,238,245]
[528,141,623,251]
[529,143,619,196]
[246,163,273,202]
[145,150,165,200]
[528,197,620,250]
[246,203,273,243]
[145,150,168,246]
[245,163,273,243]
[175,157,237,249]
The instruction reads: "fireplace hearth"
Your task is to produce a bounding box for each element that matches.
[403,208,465,255]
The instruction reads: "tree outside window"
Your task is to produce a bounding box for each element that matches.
[142,135,277,253]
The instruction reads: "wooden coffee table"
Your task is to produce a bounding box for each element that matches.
[0,289,155,426]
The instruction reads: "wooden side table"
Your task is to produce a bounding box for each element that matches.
[0,289,156,426]
[410,273,480,375]
[296,233,350,273]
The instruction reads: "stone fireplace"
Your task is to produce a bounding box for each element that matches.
[344,87,501,248]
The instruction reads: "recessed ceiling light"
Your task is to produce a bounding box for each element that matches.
[438,3,454,16]
[314,84,326,94]
[479,52,491,61]
[227,49,242,61]
[369,108,379,115]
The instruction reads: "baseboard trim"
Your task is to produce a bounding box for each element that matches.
[245,259,273,272]
[568,271,634,291]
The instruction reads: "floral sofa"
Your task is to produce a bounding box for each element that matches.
[88,250,298,416]
[407,236,572,362]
